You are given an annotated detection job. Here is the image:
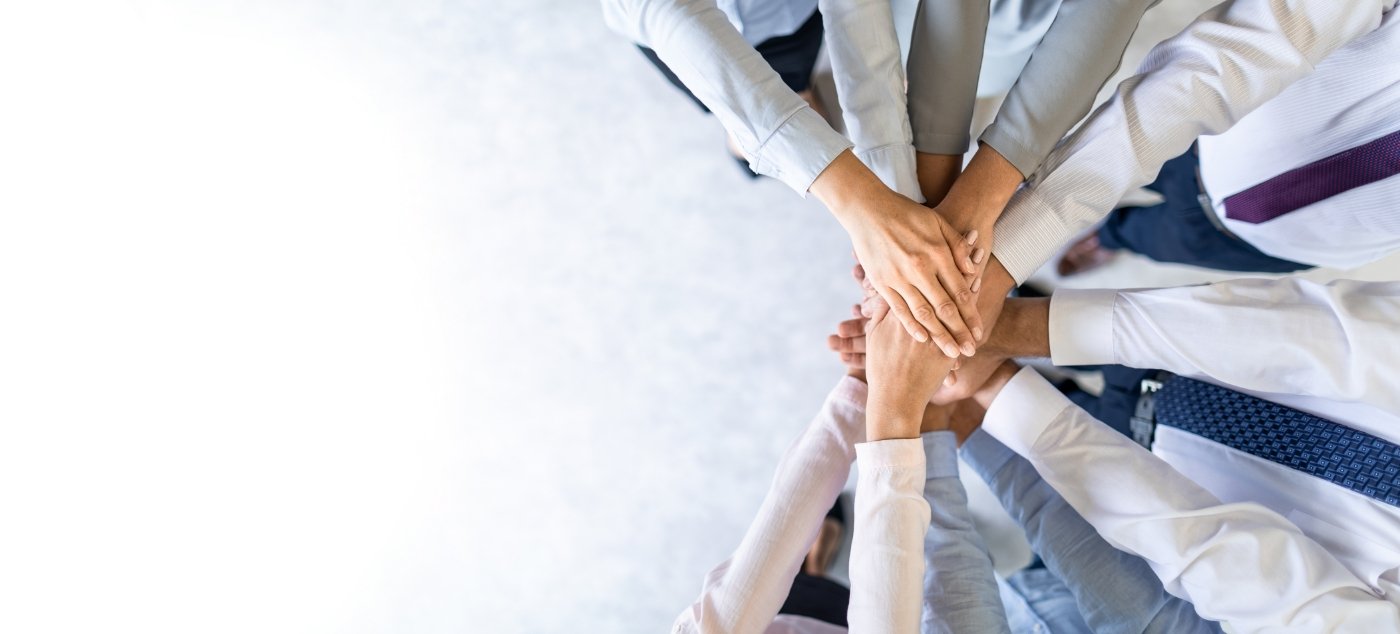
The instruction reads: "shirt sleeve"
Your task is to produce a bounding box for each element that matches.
[602,0,853,194]
[671,377,867,634]
[980,367,1400,631]
[1048,279,1400,415]
[917,431,1010,634]
[848,438,929,634]
[980,0,1163,177]
[818,0,922,201]
[990,0,1395,283]
[960,431,1222,634]
[904,0,988,157]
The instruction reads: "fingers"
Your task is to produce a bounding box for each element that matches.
[894,283,966,357]
[955,229,979,276]
[880,285,932,345]
[836,317,866,339]
[840,352,865,368]
[853,263,876,296]
[938,267,985,345]
[906,267,975,357]
[861,294,889,321]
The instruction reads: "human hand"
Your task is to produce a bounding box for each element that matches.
[828,303,869,382]
[863,302,958,441]
[811,152,981,358]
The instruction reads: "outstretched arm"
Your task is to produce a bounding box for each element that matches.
[961,427,1221,634]
[604,0,985,352]
[671,378,866,634]
[990,0,1394,283]
[975,366,1400,630]
[819,0,920,200]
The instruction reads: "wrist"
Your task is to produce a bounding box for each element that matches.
[941,145,1023,229]
[972,363,1019,410]
[915,152,962,207]
[866,393,926,440]
[811,150,889,227]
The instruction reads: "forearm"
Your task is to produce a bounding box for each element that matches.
[980,368,1399,630]
[961,432,1221,634]
[1048,279,1400,414]
[906,0,989,156]
[849,439,930,633]
[937,146,1024,232]
[984,297,1049,359]
[602,0,851,193]
[989,0,1392,283]
[673,378,868,632]
[920,432,1010,634]
[819,0,921,200]
[981,0,1162,177]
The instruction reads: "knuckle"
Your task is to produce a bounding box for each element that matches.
[954,288,974,304]
[935,301,959,319]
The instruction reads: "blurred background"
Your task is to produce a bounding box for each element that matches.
[2,1,1397,633]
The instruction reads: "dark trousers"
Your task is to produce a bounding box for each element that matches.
[637,9,825,113]
[1062,366,1159,438]
[1096,148,1311,273]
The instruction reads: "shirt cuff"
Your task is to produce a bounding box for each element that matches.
[979,122,1041,179]
[991,186,1070,284]
[911,128,972,158]
[981,367,1074,459]
[855,438,927,470]
[921,431,959,479]
[750,106,855,195]
[958,429,1017,484]
[857,144,924,204]
[830,375,869,410]
[1049,289,1119,366]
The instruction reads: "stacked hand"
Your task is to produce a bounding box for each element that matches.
[829,262,1029,443]
[812,151,984,358]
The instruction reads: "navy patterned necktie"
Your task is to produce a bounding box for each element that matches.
[1152,376,1400,508]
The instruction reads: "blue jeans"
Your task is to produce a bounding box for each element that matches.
[1096,148,1310,274]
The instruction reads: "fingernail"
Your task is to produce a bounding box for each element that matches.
[973,248,987,264]
[942,343,959,358]
[961,343,976,357]
[914,330,928,343]
[972,326,984,340]
[966,230,979,246]
[945,373,957,386]
[971,277,982,293]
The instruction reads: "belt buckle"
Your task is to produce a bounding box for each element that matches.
[1130,379,1163,449]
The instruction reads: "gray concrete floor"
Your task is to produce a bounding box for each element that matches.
[8,2,1397,633]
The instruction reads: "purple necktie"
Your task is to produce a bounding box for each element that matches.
[1224,128,1400,224]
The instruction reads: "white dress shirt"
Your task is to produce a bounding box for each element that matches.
[603,0,852,194]
[672,378,936,634]
[991,0,1399,283]
[1047,278,1400,605]
[1197,8,1400,269]
[982,366,1400,631]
